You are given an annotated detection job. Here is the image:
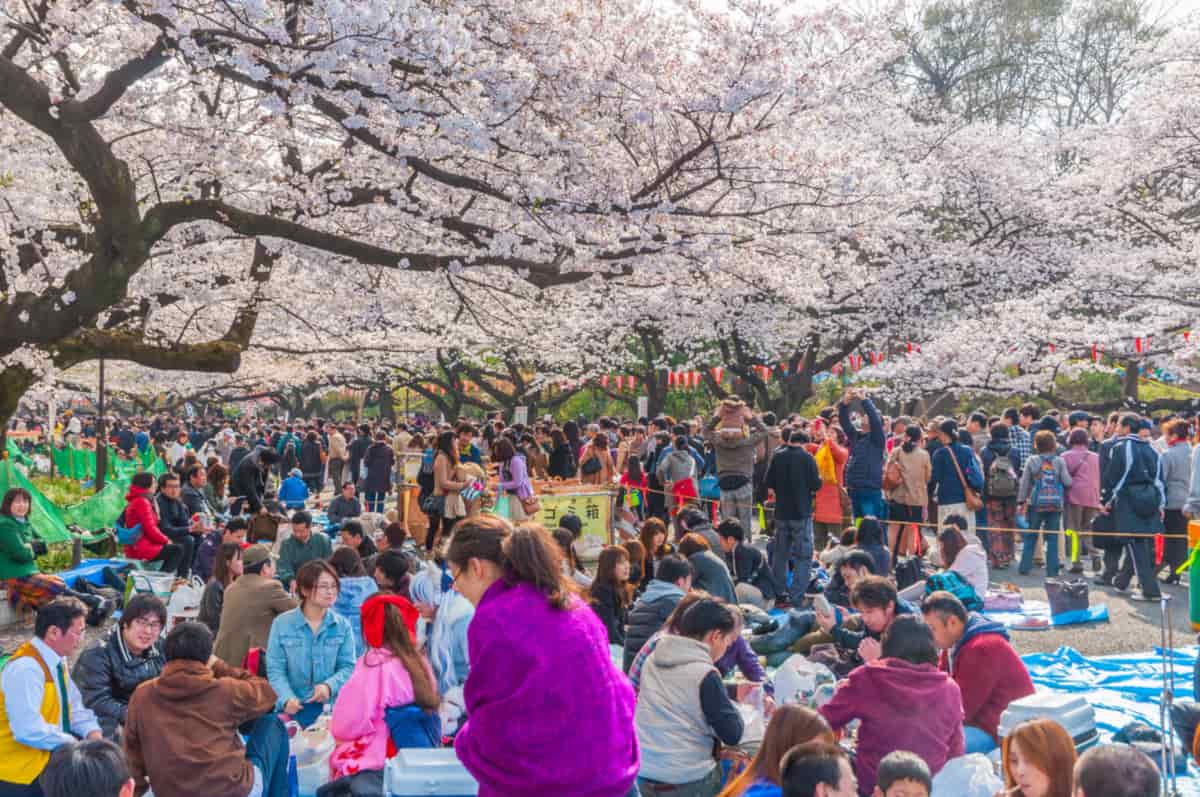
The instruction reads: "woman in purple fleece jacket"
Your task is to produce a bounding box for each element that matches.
[448,515,639,797]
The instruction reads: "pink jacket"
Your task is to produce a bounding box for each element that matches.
[329,648,428,779]
[1061,447,1101,509]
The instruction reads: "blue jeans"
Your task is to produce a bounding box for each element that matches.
[749,609,817,654]
[964,725,997,754]
[773,518,814,603]
[365,492,386,513]
[1019,510,1061,576]
[241,713,290,797]
[849,488,887,522]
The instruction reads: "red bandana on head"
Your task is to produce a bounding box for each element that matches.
[360,594,419,649]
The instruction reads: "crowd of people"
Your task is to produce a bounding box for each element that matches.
[2,389,1197,797]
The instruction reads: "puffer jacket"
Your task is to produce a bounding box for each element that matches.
[230,445,271,512]
[622,580,685,672]
[72,626,166,738]
[121,485,171,561]
[299,438,324,477]
[839,399,886,491]
[363,441,395,494]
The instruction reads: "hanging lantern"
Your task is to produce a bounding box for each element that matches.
[711,366,724,383]
[615,375,624,390]
[628,375,637,391]
[667,371,676,387]
[1048,343,1056,354]
[1091,344,1101,363]
[691,370,700,388]
[1185,331,1192,343]
[1135,337,1145,354]
[832,362,843,375]
[600,375,609,388]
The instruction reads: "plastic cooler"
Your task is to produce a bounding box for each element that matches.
[384,748,478,796]
[997,692,1099,752]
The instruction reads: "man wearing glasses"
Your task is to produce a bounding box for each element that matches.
[0,598,101,797]
[72,594,167,740]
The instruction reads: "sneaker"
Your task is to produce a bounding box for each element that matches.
[1130,589,1160,602]
[1093,576,1114,587]
[1111,582,1129,595]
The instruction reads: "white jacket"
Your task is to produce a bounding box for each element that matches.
[950,542,989,598]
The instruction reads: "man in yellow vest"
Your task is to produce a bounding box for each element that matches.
[0,598,101,797]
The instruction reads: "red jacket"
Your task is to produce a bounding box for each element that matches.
[939,617,1035,741]
[122,485,170,561]
[820,658,963,795]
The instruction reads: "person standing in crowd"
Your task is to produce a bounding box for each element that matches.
[347,424,372,490]
[1098,415,1164,600]
[635,598,745,797]
[1062,428,1102,574]
[1159,418,1192,583]
[326,595,439,796]
[818,616,964,795]
[327,425,349,492]
[547,428,577,479]
[704,401,767,535]
[0,599,101,797]
[361,431,395,514]
[1001,718,1076,797]
[230,445,282,515]
[298,431,325,494]
[493,437,535,523]
[885,425,931,560]
[921,592,1034,754]
[213,545,298,668]
[198,542,243,635]
[124,621,289,797]
[428,430,467,554]
[72,595,167,741]
[119,472,184,576]
[275,510,332,591]
[979,423,1020,569]
[929,419,984,538]
[581,432,617,486]
[277,468,309,511]
[763,427,822,609]
[266,560,355,729]
[40,738,134,797]
[1017,430,1072,578]
[456,423,483,466]
[838,389,887,520]
[810,420,849,554]
[449,516,639,797]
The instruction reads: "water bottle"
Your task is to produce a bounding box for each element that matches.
[287,754,299,797]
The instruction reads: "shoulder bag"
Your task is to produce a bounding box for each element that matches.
[949,446,984,512]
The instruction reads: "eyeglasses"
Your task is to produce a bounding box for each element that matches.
[314,582,339,592]
[132,617,162,632]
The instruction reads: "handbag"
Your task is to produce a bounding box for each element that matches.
[1045,577,1089,617]
[948,447,984,512]
[838,486,852,518]
[580,455,603,476]
[420,494,446,515]
[520,494,541,516]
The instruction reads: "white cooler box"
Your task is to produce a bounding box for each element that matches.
[385,748,478,796]
[997,692,1099,752]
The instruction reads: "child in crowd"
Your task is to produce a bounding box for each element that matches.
[819,527,858,568]
[874,751,931,797]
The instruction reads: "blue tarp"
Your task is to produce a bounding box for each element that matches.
[985,599,1110,629]
[54,557,132,589]
[1022,646,1197,793]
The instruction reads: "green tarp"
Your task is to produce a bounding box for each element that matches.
[5,438,33,468]
[61,479,128,533]
[0,459,73,544]
[50,444,165,481]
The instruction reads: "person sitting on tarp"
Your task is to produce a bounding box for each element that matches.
[816,575,917,667]
[818,615,964,796]
[276,511,332,592]
[0,598,102,797]
[921,591,1034,755]
[277,468,309,511]
[194,517,248,584]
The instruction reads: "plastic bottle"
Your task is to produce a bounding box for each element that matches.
[287,754,299,797]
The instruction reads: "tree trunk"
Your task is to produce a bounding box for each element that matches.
[379,380,396,422]
[0,366,36,455]
[1122,359,1140,403]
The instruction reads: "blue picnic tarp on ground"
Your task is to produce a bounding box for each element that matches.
[1022,645,1197,793]
[53,557,132,588]
[985,599,1110,629]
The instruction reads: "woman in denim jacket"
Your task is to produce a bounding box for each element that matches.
[267,559,357,728]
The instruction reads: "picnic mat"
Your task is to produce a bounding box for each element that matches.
[984,599,1109,629]
[1022,645,1197,793]
[54,557,132,589]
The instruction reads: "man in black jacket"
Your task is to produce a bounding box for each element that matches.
[230,445,280,516]
[763,428,822,608]
[717,519,774,608]
[156,473,200,577]
[1098,415,1163,601]
[347,424,373,488]
[622,555,692,673]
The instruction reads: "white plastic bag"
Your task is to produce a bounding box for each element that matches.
[771,655,836,708]
[165,576,205,630]
[932,754,1004,797]
[291,721,334,797]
